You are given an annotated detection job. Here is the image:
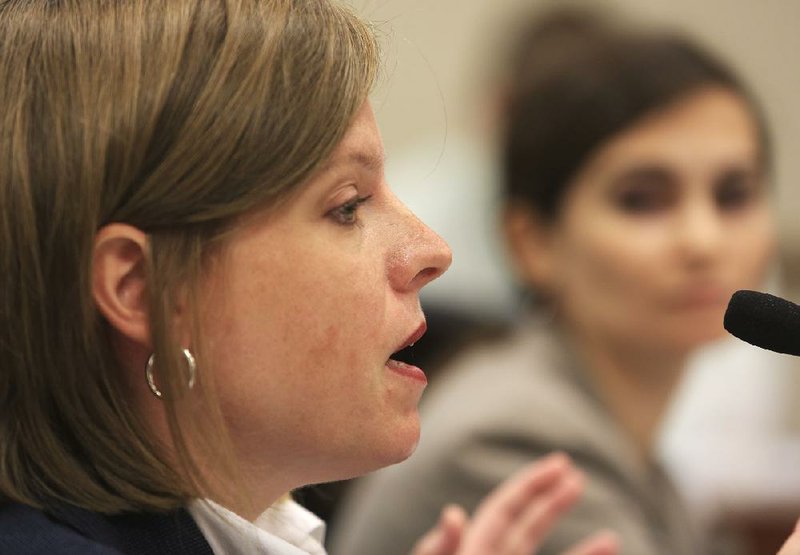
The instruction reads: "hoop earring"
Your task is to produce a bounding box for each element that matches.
[145,348,197,398]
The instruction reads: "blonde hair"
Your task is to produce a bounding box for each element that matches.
[0,0,378,513]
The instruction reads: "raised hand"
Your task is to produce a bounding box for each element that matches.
[411,453,619,555]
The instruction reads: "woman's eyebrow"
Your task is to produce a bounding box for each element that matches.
[611,164,674,184]
[324,149,385,173]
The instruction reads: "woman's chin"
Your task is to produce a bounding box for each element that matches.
[370,418,421,468]
[321,418,421,482]
[378,425,422,471]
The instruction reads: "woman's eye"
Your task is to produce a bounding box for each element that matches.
[715,170,760,211]
[615,187,672,213]
[328,195,371,226]
[610,168,675,215]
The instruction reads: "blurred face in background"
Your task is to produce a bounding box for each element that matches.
[513,86,775,355]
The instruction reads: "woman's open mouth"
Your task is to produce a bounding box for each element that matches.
[386,322,428,383]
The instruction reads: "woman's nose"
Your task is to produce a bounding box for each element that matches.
[388,204,452,294]
[676,199,724,265]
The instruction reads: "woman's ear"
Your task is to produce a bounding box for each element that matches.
[92,224,151,346]
[503,204,557,291]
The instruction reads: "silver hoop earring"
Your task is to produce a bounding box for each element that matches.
[145,348,197,398]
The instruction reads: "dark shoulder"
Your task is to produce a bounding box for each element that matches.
[0,502,118,554]
[0,502,213,555]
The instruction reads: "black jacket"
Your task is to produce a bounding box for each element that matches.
[0,502,214,554]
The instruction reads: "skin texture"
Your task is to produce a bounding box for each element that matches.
[197,102,452,510]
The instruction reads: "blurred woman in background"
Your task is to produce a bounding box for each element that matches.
[330,8,777,555]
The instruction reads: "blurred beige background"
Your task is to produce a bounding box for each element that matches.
[345,0,800,537]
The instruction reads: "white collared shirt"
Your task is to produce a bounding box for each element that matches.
[188,497,327,555]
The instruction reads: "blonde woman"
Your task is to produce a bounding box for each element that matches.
[0,1,624,554]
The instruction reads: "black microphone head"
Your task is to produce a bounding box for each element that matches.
[724,290,800,356]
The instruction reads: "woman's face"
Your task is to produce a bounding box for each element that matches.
[199,102,451,490]
[526,87,775,354]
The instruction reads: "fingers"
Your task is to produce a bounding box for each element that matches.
[459,452,582,555]
[562,530,620,555]
[778,518,800,555]
[411,505,468,555]
[502,468,584,552]
[471,452,572,530]
[413,453,615,555]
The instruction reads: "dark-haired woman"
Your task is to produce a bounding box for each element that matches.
[331,9,777,555]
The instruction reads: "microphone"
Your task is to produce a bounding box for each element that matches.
[724,290,800,356]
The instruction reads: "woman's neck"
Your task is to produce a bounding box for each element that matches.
[566,324,689,460]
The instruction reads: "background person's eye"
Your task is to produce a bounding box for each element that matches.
[611,167,675,214]
[715,169,760,211]
[616,186,672,213]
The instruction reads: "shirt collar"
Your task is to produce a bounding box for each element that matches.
[188,497,326,555]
